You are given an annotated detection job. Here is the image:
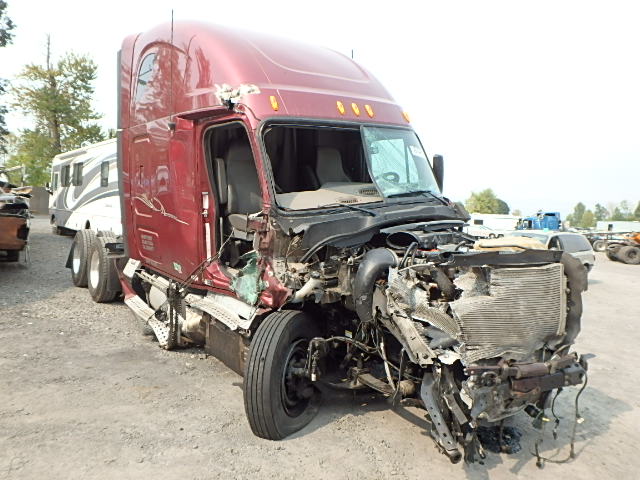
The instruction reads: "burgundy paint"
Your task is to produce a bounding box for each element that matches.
[119,21,410,302]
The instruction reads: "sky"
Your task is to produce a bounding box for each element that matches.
[2,0,639,217]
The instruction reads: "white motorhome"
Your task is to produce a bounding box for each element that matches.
[49,139,121,235]
[466,213,520,237]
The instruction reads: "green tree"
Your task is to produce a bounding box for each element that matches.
[569,202,586,226]
[495,198,510,215]
[5,129,55,185]
[611,207,626,221]
[619,200,631,219]
[465,188,505,214]
[580,210,595,229]
[7,36,104,184]
[594,203,608,222]
[634,202,640,220]
[0,0,16,155]
[511,209,522,216]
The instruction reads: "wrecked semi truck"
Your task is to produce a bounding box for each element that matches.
[69,21,589,463]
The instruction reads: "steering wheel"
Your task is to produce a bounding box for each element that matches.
[378,171,400,183]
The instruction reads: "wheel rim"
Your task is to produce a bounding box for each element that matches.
[89,251,100,288]
[72,244,81,273]
[281,338,313,417]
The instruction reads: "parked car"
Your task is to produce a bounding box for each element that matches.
[511,231,595,271]
[464,224,505,239]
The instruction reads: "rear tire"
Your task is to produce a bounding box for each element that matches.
[592,240,606,252]
[606,244,622,261]
[87,235,121,302]
[243,310,321,440]
[71,230,97,287]
[617,246,640,265]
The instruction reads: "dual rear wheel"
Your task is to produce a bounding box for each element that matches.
[71,230,121,302]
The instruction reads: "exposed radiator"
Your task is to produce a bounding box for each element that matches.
[450,263,566,364]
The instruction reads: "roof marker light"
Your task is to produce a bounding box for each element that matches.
[269,95,279,111]
[364,104,374,118]
[402,111,411,122]
[351,103,361,116]
[336,100,346,115]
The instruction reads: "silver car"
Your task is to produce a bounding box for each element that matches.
[511,231,596,271]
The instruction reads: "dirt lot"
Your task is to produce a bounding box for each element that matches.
[1,216,639,479]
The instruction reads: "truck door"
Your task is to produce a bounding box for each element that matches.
[129,118,201,281]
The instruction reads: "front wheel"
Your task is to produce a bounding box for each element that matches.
[592,240,606,252]
[243,310,321,440]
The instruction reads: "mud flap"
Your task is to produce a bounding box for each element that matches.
[420,371,462,463]
[65,243,74,269]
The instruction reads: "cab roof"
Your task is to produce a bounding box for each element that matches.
[120,21,410,128]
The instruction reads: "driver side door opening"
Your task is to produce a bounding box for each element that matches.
[205,122,263,269]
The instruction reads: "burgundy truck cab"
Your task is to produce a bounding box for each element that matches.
[99,21,590,465]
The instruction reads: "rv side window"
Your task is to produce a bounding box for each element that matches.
[100,161,109,187]
[61,165,71,187]
[52,172,59,190]
[72,163,83,186]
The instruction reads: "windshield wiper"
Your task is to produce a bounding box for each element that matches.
[317,202,377,216]
[386,189,448,205]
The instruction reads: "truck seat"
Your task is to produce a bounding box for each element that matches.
[316,147,349,185]
[225,140,262,232]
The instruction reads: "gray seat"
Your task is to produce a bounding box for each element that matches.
[315,147,349,185]
[223,140,262,232]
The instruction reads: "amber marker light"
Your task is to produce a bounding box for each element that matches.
[364,104,374,118]
[351,103,361,116]
[336,100,346,115]
[269,95,279,111]
[402,111,411,122]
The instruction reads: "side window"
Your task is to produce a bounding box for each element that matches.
[135,53,157,102]
[72,163,83,186]
[52,172,59,190]
[559,235,591,252]
[61,165,71,187]
[100,161,109,187]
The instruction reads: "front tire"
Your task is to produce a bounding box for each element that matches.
[592,240,606,252]
[243,310,321,440]
[87,235,121,302]
[71,230,97,287]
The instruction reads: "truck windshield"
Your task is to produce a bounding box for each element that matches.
[263,124,439,211]
[362,126,440,198]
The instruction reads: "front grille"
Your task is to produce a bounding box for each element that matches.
[450,263,566,364]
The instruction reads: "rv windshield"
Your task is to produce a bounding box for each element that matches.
[263,124,440,211]
[362,126,440,198]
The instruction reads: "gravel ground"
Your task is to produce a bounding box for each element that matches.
[1,216,639,479]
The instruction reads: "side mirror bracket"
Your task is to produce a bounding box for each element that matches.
[432,154,444,192]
